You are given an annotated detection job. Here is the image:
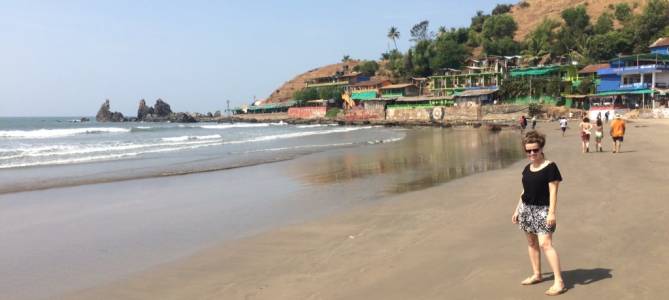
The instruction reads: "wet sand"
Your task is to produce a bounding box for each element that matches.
[1,128,525,300]
[63,119,669,299]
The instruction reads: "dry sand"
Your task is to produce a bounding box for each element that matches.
[67,119,669,300]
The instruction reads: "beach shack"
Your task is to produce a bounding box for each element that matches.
[347,78,392,102]
[594,49,669,112]
[246,100,297,114]
[379,83,419,98]
[562,63,610,111]
[429,57,504,97]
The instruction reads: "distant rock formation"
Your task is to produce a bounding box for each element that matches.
[96,99,125,122]
[135,98,196,123]
[137,99,154,120]
[154,99,172,117]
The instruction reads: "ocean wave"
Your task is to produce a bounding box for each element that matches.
[199,123,270,129]
[0,127,131,139]
[295,124,338,128]
[227,126,372,144]
[161,135,222,142]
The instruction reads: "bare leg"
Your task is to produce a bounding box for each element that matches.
[538,233,564,290]
[521,233,542,284]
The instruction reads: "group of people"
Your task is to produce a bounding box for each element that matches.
[518,115,537,131]
[577,114,626,153]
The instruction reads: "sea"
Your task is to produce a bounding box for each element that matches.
[0,117,403,193]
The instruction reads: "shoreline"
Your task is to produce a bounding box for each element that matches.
[1,127,524,300]
[65,119,669,299]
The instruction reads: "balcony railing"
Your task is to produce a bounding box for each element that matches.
[598,64,669,75]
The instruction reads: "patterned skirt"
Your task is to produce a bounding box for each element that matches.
[518,202,555,234]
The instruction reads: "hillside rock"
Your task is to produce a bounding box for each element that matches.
[96,99,125,122]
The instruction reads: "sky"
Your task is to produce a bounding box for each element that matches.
[0,0,504,117]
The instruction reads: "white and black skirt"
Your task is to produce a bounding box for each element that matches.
[517,202,555,234]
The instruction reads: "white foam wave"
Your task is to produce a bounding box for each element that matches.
[0,127,131,139]
[200,123,270,129]
[228,126,371,144]
[161,135,222,142]
[295,124,338,128]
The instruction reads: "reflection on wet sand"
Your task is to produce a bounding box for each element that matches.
[293,128,524,194]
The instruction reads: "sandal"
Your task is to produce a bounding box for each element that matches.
[545,286,567,296]
[520,275,543,285]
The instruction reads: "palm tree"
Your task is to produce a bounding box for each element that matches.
[388,26,400,51]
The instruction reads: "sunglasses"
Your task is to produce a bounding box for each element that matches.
[525,148,541,154]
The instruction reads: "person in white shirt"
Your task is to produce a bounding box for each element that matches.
[559,117,568,137]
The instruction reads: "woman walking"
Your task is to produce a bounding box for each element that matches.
[594,118,604,152]
[578,117,593,153]
[512,131,566,296]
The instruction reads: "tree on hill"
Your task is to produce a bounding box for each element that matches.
[522,18,560,58]
[481,14,521,55]
[430,36,469,71]
[388,26,400,51]
[353,60,379,76]
[492,3,513,15]
[593,13,614,35]
[630,0,669,53]
[410,20,432,42]
[613,3,632,23]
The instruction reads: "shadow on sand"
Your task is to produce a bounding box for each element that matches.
[542,268,613,289]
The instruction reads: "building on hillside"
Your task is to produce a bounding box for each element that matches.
[650,37,669,55]
[379,83,419,98]
[429,56,510,97]
[595,52,669,110]
[562,63,610,110]
[346,78,392,102]
[411,77,429,95]
[305,72,370,88]
[505,64,582,105]
[453,89,498,106]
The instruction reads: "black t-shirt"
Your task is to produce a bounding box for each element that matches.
[521,162,562,206]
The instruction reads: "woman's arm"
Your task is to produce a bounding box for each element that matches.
[512,189,524,224]
[547,181,560,227]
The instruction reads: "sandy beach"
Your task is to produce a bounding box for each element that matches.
[58,119,669,299]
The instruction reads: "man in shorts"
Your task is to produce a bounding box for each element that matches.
[610,114,626,153]
[559,116,568,137]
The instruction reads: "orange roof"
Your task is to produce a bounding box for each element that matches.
[578,63,610,74]
[650,37,669,48]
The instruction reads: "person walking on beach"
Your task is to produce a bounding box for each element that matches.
[579,117,593,153]
[512,131,566,296]
[610,114,626,153]
[559,117,568,137]
[520,115,528,132]
[604,111,610,123]
[595,118,604,152]
[531,116,537,130]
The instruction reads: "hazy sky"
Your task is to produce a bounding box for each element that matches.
[1,0,504,117]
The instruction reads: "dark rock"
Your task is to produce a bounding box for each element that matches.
[207,112,213,118]
[80,117,90,122]
[172,112,197,123]
[214,110,221,117]
[137,99,154,121]
[96,99,125,122]
[154,99,172,117]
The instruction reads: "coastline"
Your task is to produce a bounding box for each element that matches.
[0,127,523,300]
[65,119,669,299]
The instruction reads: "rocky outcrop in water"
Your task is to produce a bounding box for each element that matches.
[96,99,126,122]
[135,98,196,123]
[154,99,172,117]
[137,99,154,120]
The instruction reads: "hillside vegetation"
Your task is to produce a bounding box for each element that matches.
[267,0,668,103]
